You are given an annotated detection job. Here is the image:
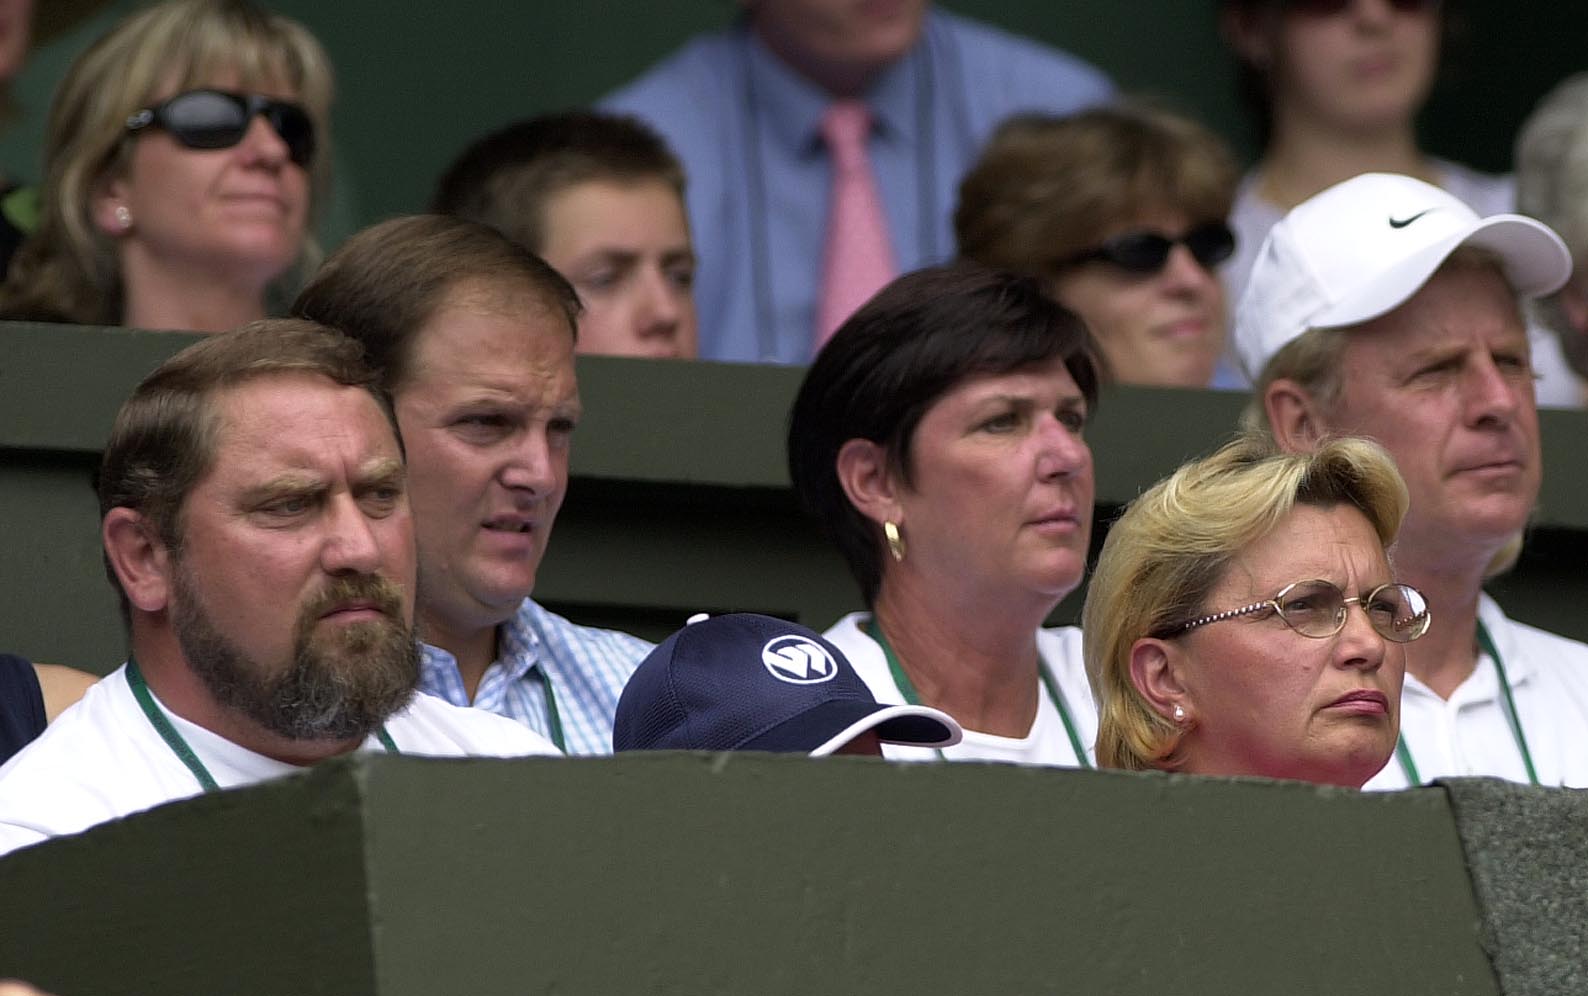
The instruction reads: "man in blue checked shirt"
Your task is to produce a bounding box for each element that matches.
[293,215,653,755]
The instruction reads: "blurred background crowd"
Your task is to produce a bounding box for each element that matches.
[2,0,1588,862]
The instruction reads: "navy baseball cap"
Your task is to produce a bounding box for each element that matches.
[613,613,962,756]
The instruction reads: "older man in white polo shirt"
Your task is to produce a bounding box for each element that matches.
[1234,172,1588,789]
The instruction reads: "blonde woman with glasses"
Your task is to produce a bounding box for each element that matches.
[1084,434,1429,788]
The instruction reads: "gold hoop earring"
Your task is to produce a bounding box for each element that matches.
[884,521,905,563]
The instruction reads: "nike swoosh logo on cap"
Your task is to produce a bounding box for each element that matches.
[1389,209,1434,229]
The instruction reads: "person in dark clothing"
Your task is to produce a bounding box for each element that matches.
[0,654,46,765]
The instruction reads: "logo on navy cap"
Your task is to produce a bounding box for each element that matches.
[761,636,838,684]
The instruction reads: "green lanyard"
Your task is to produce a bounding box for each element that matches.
[864,617,1092,767]
[1394,620,1538,786]
[539,668,568,754]
[126,656,399,794]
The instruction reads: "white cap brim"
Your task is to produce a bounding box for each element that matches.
[809,703,963,757]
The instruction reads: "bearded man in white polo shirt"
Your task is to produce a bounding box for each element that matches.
[0,322,556,856]
[1235,172,1588,789]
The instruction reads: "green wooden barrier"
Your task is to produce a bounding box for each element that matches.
[0,754,1504,995]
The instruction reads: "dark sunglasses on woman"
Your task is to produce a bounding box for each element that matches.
[125,89,316,169]
[1063,221,1236,276]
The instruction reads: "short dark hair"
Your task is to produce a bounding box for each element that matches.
[430,110,686,254]
[291,214,581,395]
[98,319,390,616]
[787,264,1100,606]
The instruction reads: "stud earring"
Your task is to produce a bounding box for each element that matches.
[883,521,906,563]
[1172,704,1187,724]
[114,205,132,230]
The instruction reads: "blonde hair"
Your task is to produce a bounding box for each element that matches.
[0,0,333,324]
[954,100,1237,278]
[1083,434,1409,772]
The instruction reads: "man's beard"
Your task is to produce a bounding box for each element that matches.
[171,567,420,743]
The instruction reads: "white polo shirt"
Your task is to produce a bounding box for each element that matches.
[1365,595,1588,790]
[0,664,559,856]
[824,612,1098,767]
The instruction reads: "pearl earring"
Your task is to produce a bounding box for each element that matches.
[1172,704,1187,724]
[114,205,132,230]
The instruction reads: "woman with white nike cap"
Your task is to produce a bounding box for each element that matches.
[787,263,1101,766]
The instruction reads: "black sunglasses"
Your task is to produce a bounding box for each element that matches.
[1063,221,1236,276]
[125,89,316,169]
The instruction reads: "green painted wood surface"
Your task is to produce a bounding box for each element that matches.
[0,754,1501,995]
[0,761,378,995]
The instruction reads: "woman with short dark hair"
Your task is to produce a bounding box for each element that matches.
[788,263,1100,765]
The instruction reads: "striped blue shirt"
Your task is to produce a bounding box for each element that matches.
[418,599,652,756]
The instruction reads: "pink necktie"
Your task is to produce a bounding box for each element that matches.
[814,99,896,351]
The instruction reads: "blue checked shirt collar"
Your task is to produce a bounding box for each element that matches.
[418,599,650,755]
